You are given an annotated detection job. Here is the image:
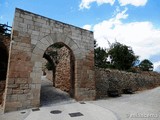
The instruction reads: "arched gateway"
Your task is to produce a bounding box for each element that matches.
[3,8,95,112]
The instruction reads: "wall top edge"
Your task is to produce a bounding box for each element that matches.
[15,8,93,34]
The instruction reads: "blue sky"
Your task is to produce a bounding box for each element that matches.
[0,0,160,72]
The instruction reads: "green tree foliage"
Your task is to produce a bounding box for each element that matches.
[139,59,153,71]
[94,40,110,68]
[95,47,108,68]
[0,23,11,37]
[108,42,138,70]
[44,43,64,70]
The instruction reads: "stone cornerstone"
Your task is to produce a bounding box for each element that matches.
[3,8,95,112]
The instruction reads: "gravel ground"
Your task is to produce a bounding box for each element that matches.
[90,87,160,120]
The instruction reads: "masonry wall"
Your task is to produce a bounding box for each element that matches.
[46,46,72,94]
[55,46,72,93]
[96,68,160,99]
[3,8,95,112]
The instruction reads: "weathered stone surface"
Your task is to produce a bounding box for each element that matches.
[55,46,72,93]
[95,68,160,99]
[3,8,95,112]
[0,81,6,105]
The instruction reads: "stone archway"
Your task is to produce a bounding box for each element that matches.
[3,8,96,112]
[31,33,78,104]
[41,42,75,105]
[43,42,75,97]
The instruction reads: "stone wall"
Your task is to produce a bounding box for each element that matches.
[0,81,6,105]
[45,46,72,94]
[95,68,160,99]
[0,35,11,52]
[55,46,72,93]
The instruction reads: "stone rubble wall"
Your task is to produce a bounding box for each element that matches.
[0,35,11,52]
[0,81,6,105]
[45,46,72,93]
[95,68,160,99]
[55,46,72,93]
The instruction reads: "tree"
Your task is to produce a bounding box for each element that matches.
[0,23,11,37]
[108,42,138,70]
[139,59,153,71]
[95,47,108,68]
[94,40,110,68]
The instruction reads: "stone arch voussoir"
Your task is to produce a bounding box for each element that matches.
[32,33,80,59]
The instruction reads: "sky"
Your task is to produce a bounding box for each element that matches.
[0,0,160,72]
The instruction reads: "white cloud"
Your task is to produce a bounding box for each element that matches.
[0,16,3,20]
[154,61,160,72]
[83,24,92,30]
[118,0,148,6]
[79,0,115,9]
[93,9,160,62]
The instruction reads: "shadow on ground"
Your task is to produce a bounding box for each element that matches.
[40,77,75,106]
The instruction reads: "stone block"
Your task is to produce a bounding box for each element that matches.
[24,19,34,25]
[31,39,38,45]
[19,23,27,29]
[17,94,27,101]
[36,42,48,51]
[32,30,39,36]
[40,37,50,46]
[31,100,40,107]
[6,88,12,95]
[15,78,28,84]
[22,36,31,44]
[7,84,19,89]
[23,14,32,20]
[45,35,54,45]
[27,93,34,100]
[35,62,42,68]
[6,95,18,102]
[35,84,41,89]
[6,101,22,108]
[22,100,31,107]
[32,47,44,56]
[12,89,24,94]
[20,84,29,89]
[32,78,41,84]
[23,89,30,94]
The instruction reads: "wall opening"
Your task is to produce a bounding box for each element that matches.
[40,42,75,106]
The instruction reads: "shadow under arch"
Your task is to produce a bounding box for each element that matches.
[0,42,8,105]
[0,42,8,81]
